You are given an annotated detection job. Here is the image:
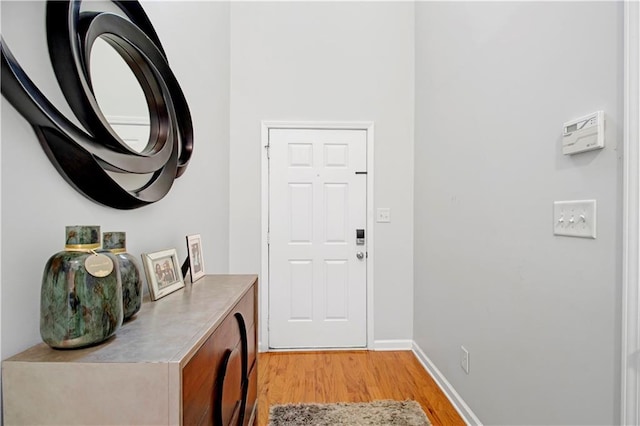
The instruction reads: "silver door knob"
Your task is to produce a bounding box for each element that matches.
[356,252,365,260]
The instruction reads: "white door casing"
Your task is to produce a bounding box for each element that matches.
[622,1,640,424]
[268,128,367,348]
[260,121,375,351]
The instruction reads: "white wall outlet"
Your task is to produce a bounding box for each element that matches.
[460,346,469,374]
[376,208,391,223]
[553,200,596,239]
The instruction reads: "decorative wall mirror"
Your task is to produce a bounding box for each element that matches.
[1,0,193,209]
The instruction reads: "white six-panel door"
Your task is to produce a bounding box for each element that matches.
[268,128,367,348]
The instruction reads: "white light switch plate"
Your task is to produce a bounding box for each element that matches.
[376,208,391,223]
[553,200,596,239]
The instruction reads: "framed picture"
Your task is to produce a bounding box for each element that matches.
[186,234,206,282]
[141,248,185,301]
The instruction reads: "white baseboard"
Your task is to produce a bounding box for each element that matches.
[258,342,369,352]
[372,339,413,351]
[259,339,412,352]
[412,341,483,425]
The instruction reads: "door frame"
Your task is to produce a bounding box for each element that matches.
[260,121,375,352]
[622,1,640,424]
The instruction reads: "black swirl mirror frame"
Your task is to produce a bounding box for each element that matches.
[1,0,193,209]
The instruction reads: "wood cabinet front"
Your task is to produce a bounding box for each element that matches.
[182,282,257,426]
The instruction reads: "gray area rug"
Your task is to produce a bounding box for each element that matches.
[269,400,431,426]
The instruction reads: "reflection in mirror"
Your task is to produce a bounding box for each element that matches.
[105,170,155,191]
[90,36,150,153]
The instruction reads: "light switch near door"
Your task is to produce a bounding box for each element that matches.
[376,208,391,223]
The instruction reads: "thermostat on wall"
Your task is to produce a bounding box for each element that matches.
[562,111,604,155]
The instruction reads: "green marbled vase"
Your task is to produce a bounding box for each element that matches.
[103,232,142,321]
[40,226,123,349]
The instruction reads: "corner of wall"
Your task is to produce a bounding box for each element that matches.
[411,341,482,425]
[373,340,413,351]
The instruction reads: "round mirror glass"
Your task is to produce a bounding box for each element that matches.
[90,36,150,153]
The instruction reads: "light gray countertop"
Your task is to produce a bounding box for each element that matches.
[6,274,258,366]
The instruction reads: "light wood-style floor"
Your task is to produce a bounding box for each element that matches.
[256,350,465,426]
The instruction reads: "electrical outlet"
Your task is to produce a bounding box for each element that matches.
[460,346,469,374]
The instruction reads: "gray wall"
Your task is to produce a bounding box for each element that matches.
[1,1,627,423]
[0,1,231,359]
[413,2,622,424]
[229,2,416,344]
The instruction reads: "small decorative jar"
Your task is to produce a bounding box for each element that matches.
[40,226,123,349]
[102,231,142,321]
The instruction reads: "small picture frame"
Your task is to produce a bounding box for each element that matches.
[186,234,206,283]
[141,248,185,301]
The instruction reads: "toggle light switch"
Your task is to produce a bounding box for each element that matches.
[553,200,596,239]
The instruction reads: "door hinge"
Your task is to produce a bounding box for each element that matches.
[265,144,270,159]
[267,232,270,245]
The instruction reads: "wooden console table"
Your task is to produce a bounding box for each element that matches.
[2,274,258,426]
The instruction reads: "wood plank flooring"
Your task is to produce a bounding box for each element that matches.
[256,350,465,425]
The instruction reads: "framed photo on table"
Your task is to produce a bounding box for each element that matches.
[186,234,205,283]
[141,248,185,301]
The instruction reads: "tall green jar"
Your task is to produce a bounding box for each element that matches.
[102,232,142,321]
[40,226,123,349]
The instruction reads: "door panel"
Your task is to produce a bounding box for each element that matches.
[269,128,367,348]
[289,260,313,320]
[324,183,348,242]
[289,184,313,242]
[324,260,348,320]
